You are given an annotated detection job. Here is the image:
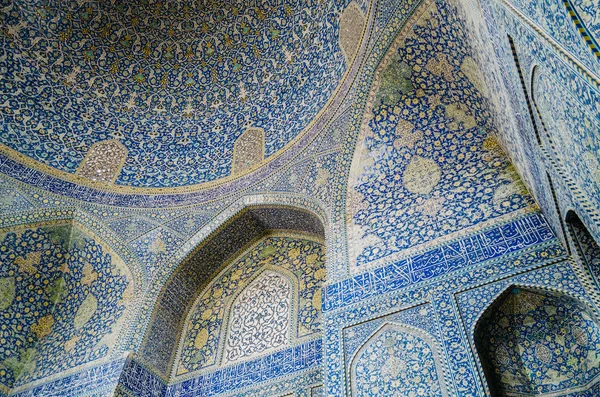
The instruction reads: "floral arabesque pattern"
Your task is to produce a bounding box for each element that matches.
[348,0,534,269]
[0,225,70,389]
[351,324,447,396]
[0,0,355,187]
[0,224,131,390]
[176,235,325,376]
[475,288,600,395]
[222,271,292,365]
[534,72,600,213]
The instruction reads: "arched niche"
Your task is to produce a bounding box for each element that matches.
[506,36,543,148]
[506,49,569,249]
[567,211,600,292]
[532,69,600,212]
[350,323,449,396]
[137,205,326,381]
[474,286,600,396]
[173,237,326,378]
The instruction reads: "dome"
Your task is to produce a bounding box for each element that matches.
[0,0,357,189]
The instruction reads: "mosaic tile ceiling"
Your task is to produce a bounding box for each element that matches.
[0,0,353,188]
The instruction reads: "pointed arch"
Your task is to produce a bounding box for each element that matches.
[135,194,328,382]
[474,285,600,396]
[175,260,303,372]
[350,322,449,397]
[221,268,295,365]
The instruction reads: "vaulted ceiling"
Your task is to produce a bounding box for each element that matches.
[1,0,353,188]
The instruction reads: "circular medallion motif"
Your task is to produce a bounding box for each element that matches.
[403,156,442,195]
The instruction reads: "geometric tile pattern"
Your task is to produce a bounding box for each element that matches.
[105,217,158,243]
[272,160,312,193]
[0,0,599,395]
[163,211,214,237]
[129,227,184,271]
[0,187,34,214]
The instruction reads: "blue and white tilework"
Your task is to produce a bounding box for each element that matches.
[117,341,322,397]
[324,232,575,396]
[0,0,600,394]
[0,221,134,394]
[346,0,534,271]
[0,0,359,188]
[10,358,127,397]
[324,212,555,312]
[474,287,600,395]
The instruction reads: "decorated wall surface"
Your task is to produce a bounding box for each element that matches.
[323,0,600,393]
[115,234,326,397]
[0,223,71,392]
[570,213,600,294]
[346,0,533,272]
[175,235,325,378]
[0,220,134,396]
[472,0,600,249]
[475,287,600,396]
[347,306,449,396]
[0,0,370,189]
[0,0,600,394]
[533,72,600,210]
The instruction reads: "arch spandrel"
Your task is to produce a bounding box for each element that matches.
[0,215,138,391]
